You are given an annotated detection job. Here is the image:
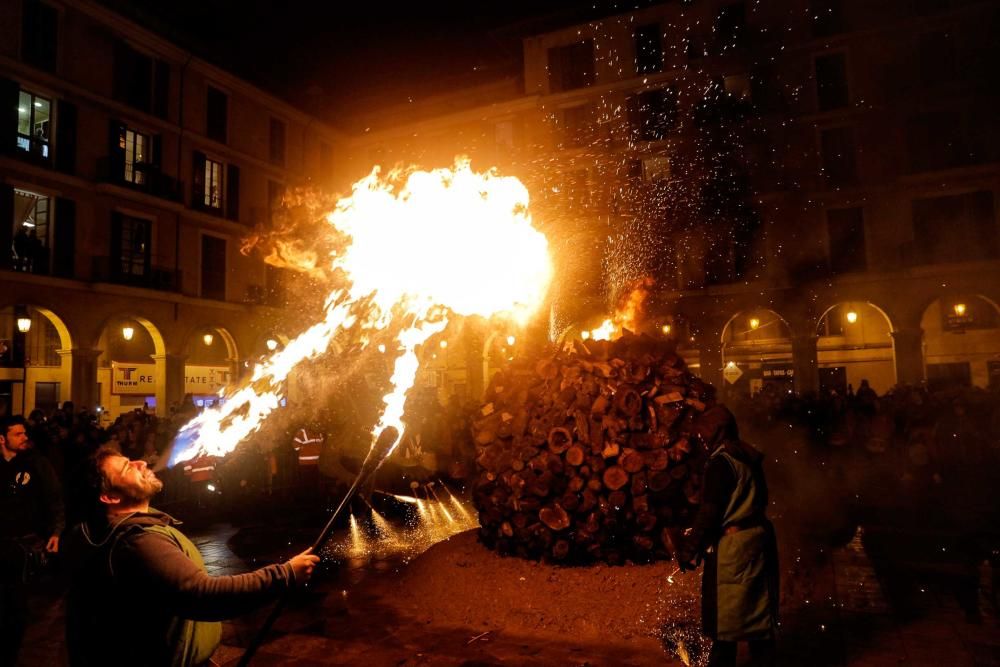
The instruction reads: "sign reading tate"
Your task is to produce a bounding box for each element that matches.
[111,362,232,395]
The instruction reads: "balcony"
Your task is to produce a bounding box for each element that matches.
[90,256,181,292]
[96,157,183,203]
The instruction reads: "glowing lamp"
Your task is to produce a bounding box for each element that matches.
[377,344,386,354]
[265,338,278,351]
[203,333,214,346]
[506,335,516,346]
[749,317,760,330]
[122,325,135,341]
[439,339,448,349]
[581,331,591,340]
[953,303,966,317]
[16,317,31,333]
[845,311,858,324]
[662,324,671,334]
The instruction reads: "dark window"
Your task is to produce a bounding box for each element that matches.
[917,30,958,87]
[906,110,972,172]
[267,180,285,223]
[34,382,59,410]
[111,213,151,280]
[826,207,866,273]
[54,99,76,174]
[52,196,74,279]
[634,24,663,74]
[548,40,595,92]
[269,117,285,165]
[810,0,845,37]
[200,235,227,300]
[926,362,971,391]
[206,86,227,143]
[558,105,590,148]
[225,164,240,222]
[714,3,747,52]
[11,188,50,274]
[21,0,58,72]
[628,87,679,141]
[820,126,857,185]
[16,89,51,161]
[319,141,333,179]
[113,42,152,113]
[913,191,997,264]
[815,52,849,111]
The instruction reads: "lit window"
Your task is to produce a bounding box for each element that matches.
[203,158,223,209]
[121,127,150,185]
[16,90,51,159]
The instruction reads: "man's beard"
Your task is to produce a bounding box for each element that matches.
[114,470,164,505]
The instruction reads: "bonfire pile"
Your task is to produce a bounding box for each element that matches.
[472,332,717,564]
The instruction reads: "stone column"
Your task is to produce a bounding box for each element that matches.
[698,341,723,390]
[792,336,820,395]
[152,353,187,417]
[59,348,101,411]
[891,327,925,385]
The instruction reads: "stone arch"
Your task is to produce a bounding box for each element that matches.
[813,301,895,395]
[720,308,794,396]
[921,294,1000,389]
[95,313,169,418]
[0,304,74,415]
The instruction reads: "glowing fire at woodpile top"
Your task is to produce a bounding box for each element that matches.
[584,278,655,342]
[169,159,553,466]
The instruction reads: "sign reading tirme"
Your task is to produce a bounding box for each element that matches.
[111,363,233,395]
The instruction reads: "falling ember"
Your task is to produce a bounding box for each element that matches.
[169,159,552,465]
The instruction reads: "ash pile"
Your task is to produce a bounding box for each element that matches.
[472,331,720,564]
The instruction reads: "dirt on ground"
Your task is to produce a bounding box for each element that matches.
[371,529,702,642]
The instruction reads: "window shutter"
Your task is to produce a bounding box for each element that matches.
[0,183,13,270]
[107,118,125,181]
[55,100,77,174]
[192,150,206,208]
[152,134,163,168]
[0,78,18,156]
[225,163,240,221]
[110,210,123,279]
[53,197,76,278]
[153,60,170,119]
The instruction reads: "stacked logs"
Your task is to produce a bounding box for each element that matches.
[472,332,717,564]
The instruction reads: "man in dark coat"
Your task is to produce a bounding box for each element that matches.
[0,415,64,666]
[679,405,779,667]
[64,446,320,667]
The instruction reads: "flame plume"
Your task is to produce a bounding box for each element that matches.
[170,159,552,466]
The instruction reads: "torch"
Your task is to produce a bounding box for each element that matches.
[237,426,399,666]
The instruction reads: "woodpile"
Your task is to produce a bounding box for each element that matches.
[472,332,718,564]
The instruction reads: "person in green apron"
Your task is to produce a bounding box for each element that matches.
[64,446,320,667]
[679,405,779,667]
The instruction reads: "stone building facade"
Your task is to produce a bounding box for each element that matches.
[343,0,1000,398]
[0,0,343,418]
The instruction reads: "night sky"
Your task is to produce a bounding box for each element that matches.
[97,0,656,123]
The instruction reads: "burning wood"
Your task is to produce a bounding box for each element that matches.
[472,331,716,564]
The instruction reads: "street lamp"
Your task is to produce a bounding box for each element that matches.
[749,317,760,331]
[203,333,214,346]
[953,303,967,317]
[845,310,858,324]
[506,335,516,346]
[122,325,135,341]
[15,307,30,414]
[265,338,278,351]
[662,324,671,335]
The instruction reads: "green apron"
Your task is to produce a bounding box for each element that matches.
[142,524,223,667]
[706,449,778,641]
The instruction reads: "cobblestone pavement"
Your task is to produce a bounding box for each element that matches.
[15,518,1000,666]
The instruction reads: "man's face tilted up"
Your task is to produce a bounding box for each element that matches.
[99,455,164,507]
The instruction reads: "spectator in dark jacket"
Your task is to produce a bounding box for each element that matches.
[64,446,319,667]
[0,415,64,666]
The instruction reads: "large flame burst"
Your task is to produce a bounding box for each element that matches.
[169,160,552,466]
